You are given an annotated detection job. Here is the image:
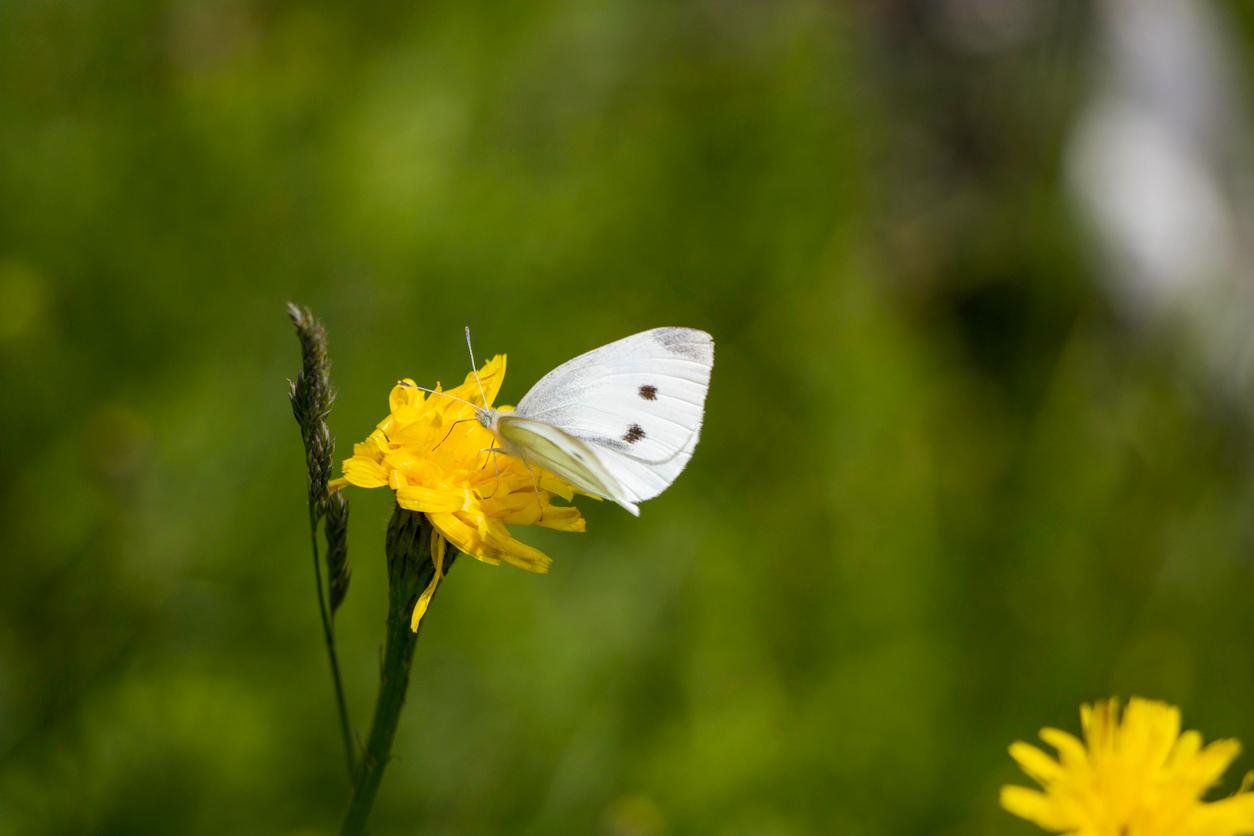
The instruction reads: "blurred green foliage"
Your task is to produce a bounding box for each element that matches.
[3,1,1254,834]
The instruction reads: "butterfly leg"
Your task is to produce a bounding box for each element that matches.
[527,464,545,524]
[478,447,506,498]
[430,417,476,452]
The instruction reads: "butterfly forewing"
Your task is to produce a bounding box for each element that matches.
[513,327,713,504]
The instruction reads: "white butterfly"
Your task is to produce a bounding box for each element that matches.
[471,327,714,516]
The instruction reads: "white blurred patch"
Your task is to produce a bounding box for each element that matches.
[1067,0,1254,395]
[1070,101,1232,313]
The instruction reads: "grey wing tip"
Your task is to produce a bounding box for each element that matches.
[651,327,714,362]
[652,326,712,339]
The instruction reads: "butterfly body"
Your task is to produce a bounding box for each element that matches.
[475,327,714,516]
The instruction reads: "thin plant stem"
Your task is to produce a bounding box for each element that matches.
[309,504,357,782]
[340,507,453,836]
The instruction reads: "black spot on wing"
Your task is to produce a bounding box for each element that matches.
[639,384,658,400]
[623,424,646,444]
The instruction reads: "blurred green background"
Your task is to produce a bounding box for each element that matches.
[5,1,1254,834]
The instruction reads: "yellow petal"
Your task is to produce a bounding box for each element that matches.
[1010,742,1063,785]
[429,512,501,566]
[533,506,586,532]
[1171,730,1204,766]
[396,485,464,514]
[341,457,389,488]
[389,378,422,412]
[1040,728,1090,774]
[410,530,447,633]
[477,518,553,573]
[352,440,383,460]
[1001,786,1071,830]
[1191,739,1242,788]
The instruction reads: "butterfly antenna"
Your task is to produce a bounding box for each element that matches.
[465,326,489,407]
[397,381,480,410]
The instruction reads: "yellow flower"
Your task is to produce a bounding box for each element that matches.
[1002,697,1254,836]
[332,354,585,628]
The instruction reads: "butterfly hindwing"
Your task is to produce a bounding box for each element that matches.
[582,423,701,504]
[495,414,641,515]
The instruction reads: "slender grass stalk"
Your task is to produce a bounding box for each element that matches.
[306,503,356,782]
[341,506,455,836]
[287,302,356,782]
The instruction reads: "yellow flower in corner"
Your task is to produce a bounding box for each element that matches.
[331,354,585,628]
[1002,697,1254,836]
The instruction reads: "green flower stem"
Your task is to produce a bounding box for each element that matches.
[340,506,454,836]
